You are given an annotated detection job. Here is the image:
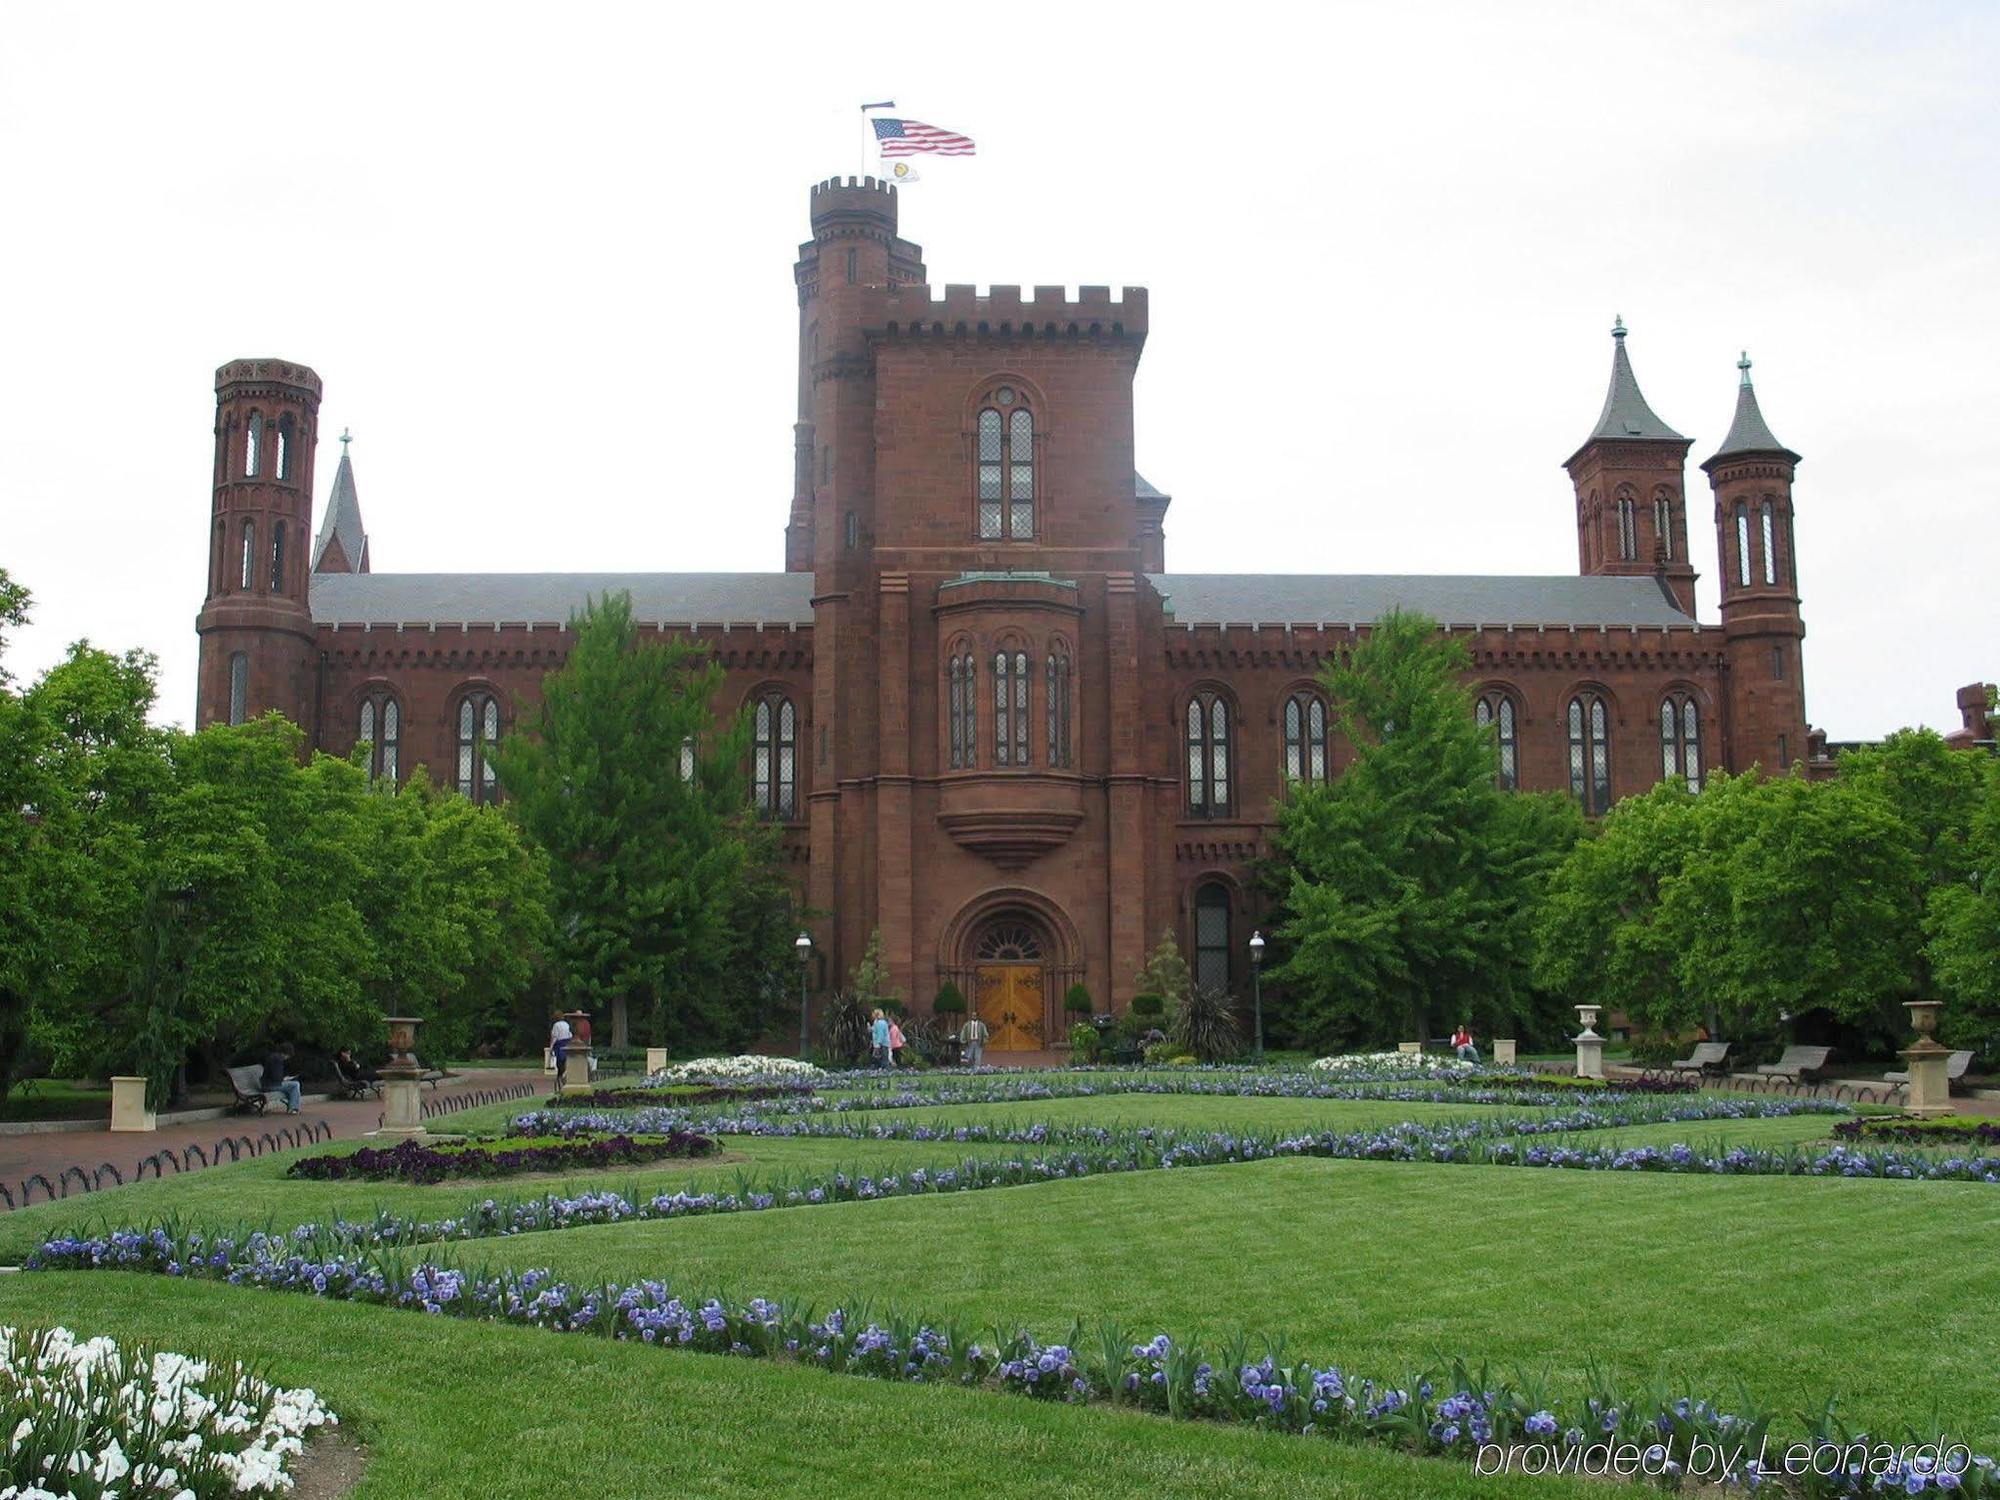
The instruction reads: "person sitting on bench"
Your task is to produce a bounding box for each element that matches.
[261,1043,303,1114]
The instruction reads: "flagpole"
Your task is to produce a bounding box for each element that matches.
[860,100,894,182]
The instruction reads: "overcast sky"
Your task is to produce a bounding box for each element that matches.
[2,1,1992,739]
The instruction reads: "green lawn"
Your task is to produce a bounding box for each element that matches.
[422,1155,2000,1446]
[2,1274,1605,1500]
[855,1093,1516,1133]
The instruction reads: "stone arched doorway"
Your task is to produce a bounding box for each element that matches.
[939,893,1084,1054]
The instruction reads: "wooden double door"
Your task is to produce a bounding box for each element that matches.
[973,963,1045,1051]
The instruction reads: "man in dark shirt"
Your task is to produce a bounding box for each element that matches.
[260,1044,303,1114]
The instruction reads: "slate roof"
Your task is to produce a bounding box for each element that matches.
[1148,573,1699,628]
[310,572,816,628]
[1705,356,1797,465]
[1135,471,1169,500]
[311,453,369,573]
[1567,319,1686,465]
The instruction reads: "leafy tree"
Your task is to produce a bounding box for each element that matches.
[848,929,898,1012]
[1270,611,1582,1049]
[1926,755,2000,1057]
[1132,930,1192,1023]
[491,592,793,1053]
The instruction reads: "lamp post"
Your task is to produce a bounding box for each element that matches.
[1248,930,1266,1062]
[795,931,813,1061]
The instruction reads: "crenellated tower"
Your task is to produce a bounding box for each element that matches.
[194,359,323,733]
[1702,353,1807,774]
[1564,318,1698,614]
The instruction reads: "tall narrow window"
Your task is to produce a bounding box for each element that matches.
[845,247,857,284]
[358,694,399,783]
[1735,503,1751,588]
[1617,494,1637,560]
[1772,646,1785,682]
[1778,733,1790,768]
[1283,692,1328,785]
[228,652,248,726]
[456,693,501,803]
[949,655,966,769]
[993,651,1012,765]
[1567,692,1612,814]
[1760,500,1778,586]
[1661,694,1701,789]
[269,520,285,591]
[844,510,857,550]
[239,519,255,590]
[244,414,262,478]
[1012,649,1029,766]
[1476,692,1519,791]
[1654,491,1673,560]
[1194,882,1231,994]
[753,693,797,818]
[1187,692,1231,817]
[275,417,293,481]
[679,736,696,783]
[1046,643,1073,767]
[975,388,1034,540]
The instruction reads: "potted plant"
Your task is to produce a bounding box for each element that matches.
[1064,982,1093,1021]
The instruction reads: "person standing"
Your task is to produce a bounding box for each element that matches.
[959,1014,989,1069]
[888,1016,906,1068]
[260,1043,303,1114]
[870,1008,891,1070]
[549,1013,574,1094]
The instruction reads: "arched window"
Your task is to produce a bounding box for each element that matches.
[1567,692,1612,814]
[239,519,256,590]
[1735,502,1752,588]
[753,692,797,817]
[1476,692,1519,791]
[1283,691,1328,785]
[1046,642,1073,768]
[1616,492,1637,561]
[275,416,293,482]
[845,247,858,284]
[947,649,979,769]
[358,693,400,783]
[1760,500,1778,586]
[456,692,501,804]
[1194,882,1231,993]
[269,520,285,591]
[227,652,248,726]
[976,387,1034,540]
[244,413,262,478]
[1661,693,1701,789]
[1653,490,1673,560]
[993,649,1030,766]
[1186,692,1231,817]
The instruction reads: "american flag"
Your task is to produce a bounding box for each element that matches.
[872,117,976,157]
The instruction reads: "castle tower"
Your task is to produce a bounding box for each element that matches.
[1563,318,1698,614]
[785,176,926,574]
[194,359,322,732]
[1702,353,1807,774]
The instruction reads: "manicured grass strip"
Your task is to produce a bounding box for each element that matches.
[426,1156,2000,1447]
[0,1274,1604,1500]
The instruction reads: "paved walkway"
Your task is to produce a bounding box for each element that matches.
[0,1069,549,1209]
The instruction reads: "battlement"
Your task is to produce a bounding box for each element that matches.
[810,176,899,236]
[215,358,322,399]
[874,282,1148,339]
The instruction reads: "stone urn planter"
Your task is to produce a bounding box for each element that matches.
[1900,999,1953,1118]
[371,1016,428,1140]
[1573,1005,1605,1079]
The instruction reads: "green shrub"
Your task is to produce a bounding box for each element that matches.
[1064,982,1093,1016]
[817,991,872,1067]
[1068,1023,1101,1063]
[1131,992,1164,1019]
[1171,983,1243,1062]
[933,982,967,1016]
[1629,1036,1686,1066]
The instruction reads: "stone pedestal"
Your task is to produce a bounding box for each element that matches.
[1574,1005,1605,1079]
[109,1076,155,1132]
[371,1073,427,1139]
[645,1046,669,1075]
[1493,1039,1517,1067]
[1397,1041,1423,1055]
[561,1042,597,1095]
[1900,999,1953,1119]
[542,1047,557,1075]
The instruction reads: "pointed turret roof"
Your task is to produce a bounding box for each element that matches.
[1704,353,1798,467]
[1566,317,1686,467]
[311,433,370,574]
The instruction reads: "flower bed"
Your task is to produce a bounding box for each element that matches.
[648,1055,823,1084]
[1309,1051,1481,1081]
[1833,1116,2000,1146]
[1468,1073,1698,1095]
[547,1084,810,1111]
[0,1323,337,1497]
[286,1132,717,1185]
[17,1253,1996,1496]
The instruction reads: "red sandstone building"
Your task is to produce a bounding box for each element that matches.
[196,177,1815,1051]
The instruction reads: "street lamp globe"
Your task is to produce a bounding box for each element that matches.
[795,931,813,962]
[794,932,814,1061]
[1248,930,1265,965]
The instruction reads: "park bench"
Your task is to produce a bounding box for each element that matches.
[1884,1049,1976,1096]
[1666,1042,1732,1079]
[332,1056,383,1101]
[225,1064,272,1116]
[1756,1045,1836,1084]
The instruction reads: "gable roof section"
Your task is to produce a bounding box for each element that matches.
[1149,573,1700,629]
[311,453,370,573]
[310,572,816,628]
